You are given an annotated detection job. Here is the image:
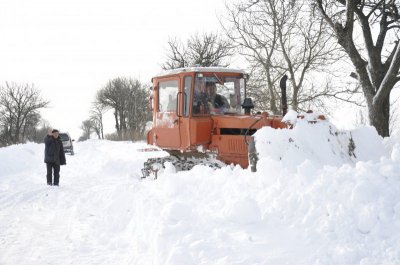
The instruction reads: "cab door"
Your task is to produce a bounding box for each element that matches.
[153,78,181,148]
[178,75,193,149]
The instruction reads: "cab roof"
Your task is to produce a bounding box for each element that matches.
[153,67,246,79]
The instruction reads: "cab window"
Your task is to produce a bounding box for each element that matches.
[159,80,179,112]
[193,75,244,115]
[183,76,192,116]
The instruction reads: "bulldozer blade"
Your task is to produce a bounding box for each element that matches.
[247,136,258,172]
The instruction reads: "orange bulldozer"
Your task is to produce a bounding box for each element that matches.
[142,67,301,178]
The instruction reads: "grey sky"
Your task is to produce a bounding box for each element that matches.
[3,0,398,139]
[0,0,229,138]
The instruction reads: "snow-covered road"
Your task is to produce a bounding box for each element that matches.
[0,141,157,264]
[1,121,400,264]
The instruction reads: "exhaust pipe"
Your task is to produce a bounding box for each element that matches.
[280,74,288,116]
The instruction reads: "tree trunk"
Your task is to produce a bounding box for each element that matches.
[95,129,100,139]
[266,72,278,114]
[114,110,121,140]
[291,84,299,111]
[14,117,21,144]
[7,121,13,144]
[119,110,126,140]
[268,86,278,114]
[100,118,104,140]
[22,122,27,143]
[369,94,390,137]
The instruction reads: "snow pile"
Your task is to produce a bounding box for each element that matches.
[0,142,44,177]
[249,158,400,264]
[1,123,400,264]
[392,143,400,162]
[255,111,386,167]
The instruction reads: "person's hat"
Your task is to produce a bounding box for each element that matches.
[52,129,59,133]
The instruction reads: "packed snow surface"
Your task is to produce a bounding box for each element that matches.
[1,118,400,265]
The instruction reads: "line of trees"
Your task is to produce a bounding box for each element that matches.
[0,82,49,146]
[79,77,151,141]
[2,1,399,142]
[223,0,363,113]
[162,1,362,115]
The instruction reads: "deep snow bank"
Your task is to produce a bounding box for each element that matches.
[248,114,400,264]
[0,142,44,177]
[0,125,400,264]
[255,111,387,168]
[137,156,400,264]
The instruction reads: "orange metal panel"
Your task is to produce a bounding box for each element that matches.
[190,117,213,146]
[179,117,191,149]
[209,135,249,168]
[153,112,180,148]
[151,76,181,149]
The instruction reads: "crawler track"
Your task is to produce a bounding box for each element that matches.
[141,151,226,179]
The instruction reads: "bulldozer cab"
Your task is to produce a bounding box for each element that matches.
[148,67,247,151]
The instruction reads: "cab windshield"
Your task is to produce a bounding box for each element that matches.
[192,75,245,115]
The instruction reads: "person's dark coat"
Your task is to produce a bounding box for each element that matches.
[44,135,66,165]
[214,94,230,109]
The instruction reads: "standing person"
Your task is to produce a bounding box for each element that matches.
[44,129,66,186]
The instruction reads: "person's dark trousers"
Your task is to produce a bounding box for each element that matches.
[46,163,60,186]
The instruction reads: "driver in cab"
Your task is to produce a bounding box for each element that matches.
[206,82,230,114]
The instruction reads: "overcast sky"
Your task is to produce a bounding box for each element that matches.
[0,0,230,138]
[2,0,399,140]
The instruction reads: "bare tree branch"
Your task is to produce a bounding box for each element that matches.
[223,0,345,113]
[315,0,400,136]
[0,82,49,145]
[161,33,234,70]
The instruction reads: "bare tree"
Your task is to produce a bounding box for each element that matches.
[96,77,151,141]
[29,120,52,143]
[162,33,235,70]
[0,82,49,145]
[90,102,107,139]
[22,112,41,142]
[246,64,283,114]
[79,119,93,141]
[223,0,355,114]
[223,1,283,113]
[315,0,400,137]
[162,38,189,69]
[125,79,151,140]
[97,78,130,140]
